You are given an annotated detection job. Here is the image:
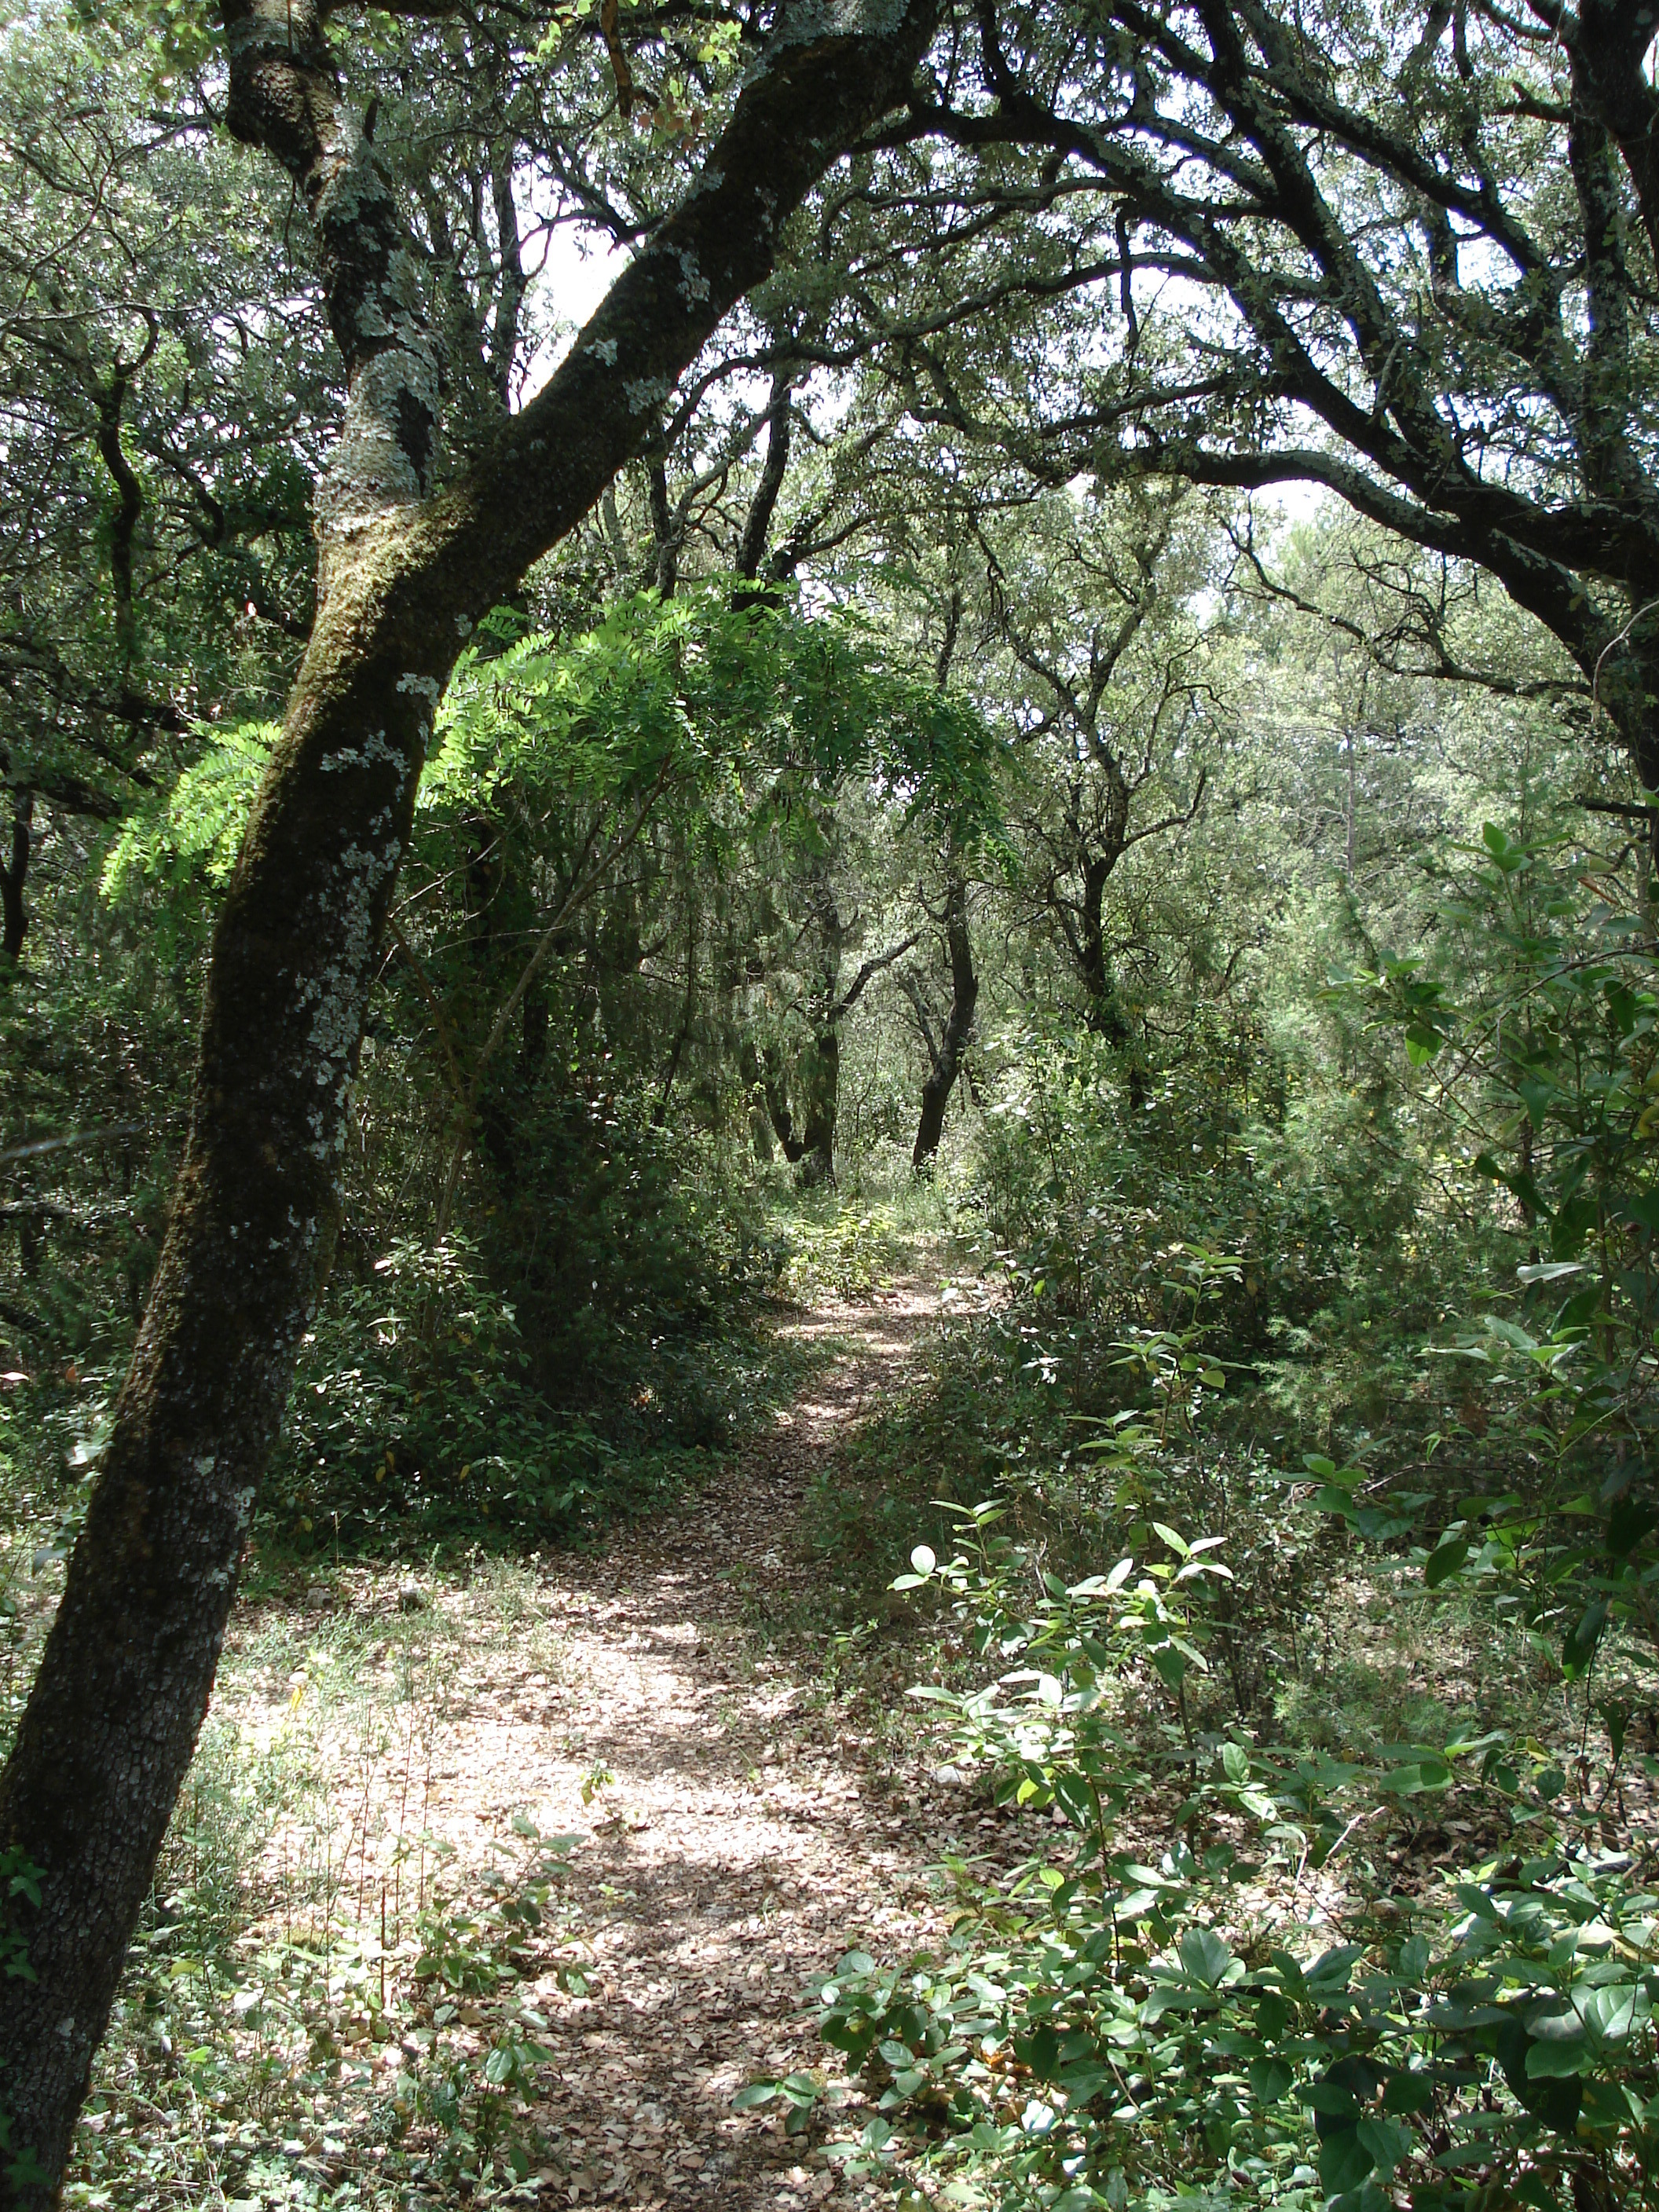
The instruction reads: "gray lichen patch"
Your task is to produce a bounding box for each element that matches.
[319,727,411,783]
[675,249,711,306]
[289,815,404,1162]
[317,342,443,536]
[624,373,673,416]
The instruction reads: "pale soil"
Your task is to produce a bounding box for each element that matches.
[201,1276,1009,2211]
[498,1282,951,2210]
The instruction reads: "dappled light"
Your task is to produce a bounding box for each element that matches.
[5,2,1659,2208]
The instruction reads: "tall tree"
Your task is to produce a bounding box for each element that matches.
[854,2,1659,799]
[0,0,939,2190]
[906,855,979,1166]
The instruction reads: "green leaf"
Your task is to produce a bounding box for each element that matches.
[1516,1078,1555,1131]
[1423,1536,1469,1589]
[1054,2065,1111,2108]
[1177,1926,1234,1987]
[1382,2070,1434,2115]
[1248,2056,1294,2104]
[1525,2023,1591,2078]
[1607,1496,1658,1558]
[1355,2115,1412,2177]
[1562,1599,1609,1678]
[1317,2126,1373,2194]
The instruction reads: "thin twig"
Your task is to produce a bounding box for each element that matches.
[0,1121,143,1166]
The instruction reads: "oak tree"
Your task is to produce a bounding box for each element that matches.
[0,0,939,2189]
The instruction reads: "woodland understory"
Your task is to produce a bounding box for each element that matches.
[6,2,1659,2209]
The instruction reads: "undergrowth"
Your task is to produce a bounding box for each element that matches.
[62,1571,591,2211]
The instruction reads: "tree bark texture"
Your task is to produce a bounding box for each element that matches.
[1076,848,1129,1040]
[0,792,31,966]
[912,870,978,1167]
[0,2,939,2195]
[756,1042,808,1163]
[798,1026,840,1186]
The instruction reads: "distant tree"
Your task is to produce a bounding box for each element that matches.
[0,15,325,964]
[904,853,980,1166]
[971,487,1221,1038]
[858,3,1659,798]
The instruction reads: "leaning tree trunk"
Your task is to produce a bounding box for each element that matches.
[913,870,978,1169]
[0,1,939,2193]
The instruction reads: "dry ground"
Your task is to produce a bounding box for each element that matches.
[181,1278,1002,2212]
[485,1280,950,2210]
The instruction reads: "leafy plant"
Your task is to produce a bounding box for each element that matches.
[780,1204,904,1303]
[824,1508,1659,2210]
[0,1847,39,1985]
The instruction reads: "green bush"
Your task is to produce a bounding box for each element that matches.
[808,1506,1659,2211]
[265,1192,769,1556]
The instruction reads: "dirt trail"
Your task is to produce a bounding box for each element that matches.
[441,1279,961,2210]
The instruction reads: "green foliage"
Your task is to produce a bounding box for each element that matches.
[811,1844,1659,2212]
[413,1822,583,2002]
[101,721,276,911]
[266,1164,772,1556]
[466,1087,774,1426]
[800,813,1659,2212]
[813,1507,1659,2210]
[1329,826,1659,1701]
[779,1203,905,1303]
[104,587,1004,942]
[433,585,1001,836]
[0,1848,41,1983]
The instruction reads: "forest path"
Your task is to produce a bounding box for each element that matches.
[74,1278,1003,2212]
[462,1277,964,2211]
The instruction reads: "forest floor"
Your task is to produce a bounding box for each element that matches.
[77,1271,1014,2211]
[419,1274,961,2212]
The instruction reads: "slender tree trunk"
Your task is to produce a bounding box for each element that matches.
[798,1027,839,1186]
[734,372,793,588]
[0,791,31,966]
[0,2,938,2192]
[913,871,978,1169]
[654,905,698,1125]
[647,452,684,599]
[756,1042,806,1163]
[1077,851,1130,1042]
[797,866,846,1186]
[738,1042,778,1161]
